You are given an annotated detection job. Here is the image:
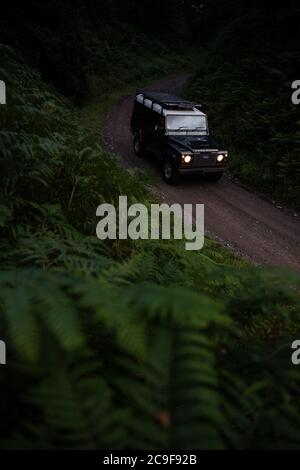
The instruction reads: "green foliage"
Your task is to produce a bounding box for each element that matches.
[0,0,194,99]
[0,261,300,449]
[187,5,300,208]
[0,45,149,241]
[1,43,300,450]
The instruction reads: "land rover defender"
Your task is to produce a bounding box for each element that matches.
[131,91,228,183]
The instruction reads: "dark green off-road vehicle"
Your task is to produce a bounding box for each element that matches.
[131,91,228,184]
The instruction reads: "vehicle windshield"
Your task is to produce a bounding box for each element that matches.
[166,115,207,133]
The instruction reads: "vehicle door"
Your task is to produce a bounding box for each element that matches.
[141,99,155,153]
[152,115,166,160]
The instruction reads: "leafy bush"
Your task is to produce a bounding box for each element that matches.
[187,7,300,207]
[1,253,300,449]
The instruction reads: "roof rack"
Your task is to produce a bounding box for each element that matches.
[136,91,202,112]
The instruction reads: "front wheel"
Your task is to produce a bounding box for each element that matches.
[133,133,145,157]
[204,171,224,182]
[162,160,179,184]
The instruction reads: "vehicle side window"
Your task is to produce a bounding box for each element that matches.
[156,116,165,133]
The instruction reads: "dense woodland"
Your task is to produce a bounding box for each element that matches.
[0,0,300,449]
[2,1,299,203]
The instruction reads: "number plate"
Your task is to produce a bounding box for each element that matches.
[193,153,215,167]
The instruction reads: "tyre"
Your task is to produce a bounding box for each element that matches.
[162,159,179,184]
[133,133,145,157]
[204,171,224,182]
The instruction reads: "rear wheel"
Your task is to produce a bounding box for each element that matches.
[204,171,224,182]
[163,159,179,184]
[133,133,144,157]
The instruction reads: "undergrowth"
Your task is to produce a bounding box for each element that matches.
[0,44,300,450]
[186,7,300,208]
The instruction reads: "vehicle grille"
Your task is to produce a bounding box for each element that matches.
[192,153,216,168]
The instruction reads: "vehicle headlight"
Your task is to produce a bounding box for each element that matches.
[182,155,192,164]
[217,154,225,162]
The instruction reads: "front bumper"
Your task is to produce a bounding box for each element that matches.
[179,166,226,175]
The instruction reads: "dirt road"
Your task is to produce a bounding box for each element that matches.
[104,75,300,271]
